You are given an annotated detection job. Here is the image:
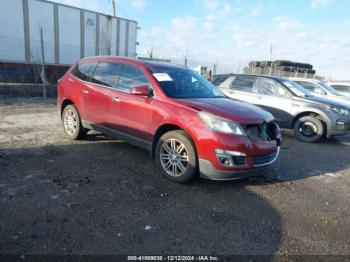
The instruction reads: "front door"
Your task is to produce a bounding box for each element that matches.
[251,77,294,128]
[108,63,155,143]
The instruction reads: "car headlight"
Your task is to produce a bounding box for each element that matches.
[198,112,245,135]
[324,105,350,116]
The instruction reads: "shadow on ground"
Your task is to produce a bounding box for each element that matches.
[1,130,350,255]
[0,137,283,255]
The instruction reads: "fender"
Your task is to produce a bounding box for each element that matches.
[291,108,331,136]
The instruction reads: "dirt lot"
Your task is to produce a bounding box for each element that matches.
[0,98,349,256]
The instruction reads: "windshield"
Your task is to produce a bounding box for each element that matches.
[318,81,342,96]
[281,79,313,97]
[147,65,225,99]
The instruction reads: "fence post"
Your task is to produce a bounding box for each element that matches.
[40,27,47,98]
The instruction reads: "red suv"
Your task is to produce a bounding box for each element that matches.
[58,57,281,183]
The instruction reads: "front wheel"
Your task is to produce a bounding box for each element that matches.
[155,130,197,183]
[293,115,324,143]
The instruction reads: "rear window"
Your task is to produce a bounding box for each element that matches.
[230,76,255,92]
[71,62,97,82]
[211,75,231,86]
[331,85,350,92]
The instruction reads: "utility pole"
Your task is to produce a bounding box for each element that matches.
[269,43,273,75]
[111,0,116,16]
[147,45,153,60]
[213,58,217,76]
[40,27,47,98]
[183,49,188,67]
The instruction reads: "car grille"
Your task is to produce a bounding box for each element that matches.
[243,122,279,142]
[232,156,247,166]
[253,152,277,166]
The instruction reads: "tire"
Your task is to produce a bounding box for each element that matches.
[155,130,197,183]
[62,104,86,140]
[293,116,324,143]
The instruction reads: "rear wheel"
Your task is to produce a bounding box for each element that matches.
[62,104,86,140]
[293,115,324,143]
[156,130,197,183]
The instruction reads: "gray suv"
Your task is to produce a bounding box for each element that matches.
[213,74,350,142]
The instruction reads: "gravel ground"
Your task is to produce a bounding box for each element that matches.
[0,98,349,256]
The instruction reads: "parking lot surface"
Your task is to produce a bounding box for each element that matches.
[0,98,349,255]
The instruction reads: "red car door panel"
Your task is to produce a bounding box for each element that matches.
[81,82,111,126]
[108,63,155,142]
[83,62,122,126]
[108,90,154,142]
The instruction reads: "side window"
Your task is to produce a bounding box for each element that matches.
[90,62,122,88]
[332,85,350,92]
[71,62,97,81]
[256,78,289,98]
[297,81,325,94]
[212,75,230,86]
[230,76,255,92]
[117,64,150,92]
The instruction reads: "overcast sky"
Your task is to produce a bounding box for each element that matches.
[51,0,350,80]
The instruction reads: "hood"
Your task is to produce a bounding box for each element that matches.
[295,95,350,109]
[177,98,274,124]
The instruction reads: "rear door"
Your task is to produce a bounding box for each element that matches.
[226,75,257,103]
[83,62,122,126]
[108,63,155,143]
[251,77,294,127]
[70,61,98,121]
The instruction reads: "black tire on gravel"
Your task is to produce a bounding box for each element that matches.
[155,130,197,183]
[62,104,87,140]
[293,115,324,143]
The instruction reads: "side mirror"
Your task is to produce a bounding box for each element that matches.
[131,85,151,96]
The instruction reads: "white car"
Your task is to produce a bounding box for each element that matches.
[327,82,350,97]
[289,77,350,104]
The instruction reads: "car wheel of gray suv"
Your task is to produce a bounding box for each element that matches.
[156,130,197,183]
[293,115,324,143]
[62,104,87,140]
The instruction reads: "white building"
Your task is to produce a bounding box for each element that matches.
[0,0,139,65]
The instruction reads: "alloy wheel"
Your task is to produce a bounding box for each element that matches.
[160,138,189,177]
[63,109,78,136]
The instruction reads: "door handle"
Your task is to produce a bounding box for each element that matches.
[112,97,120,103]
[82,89,89,94]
